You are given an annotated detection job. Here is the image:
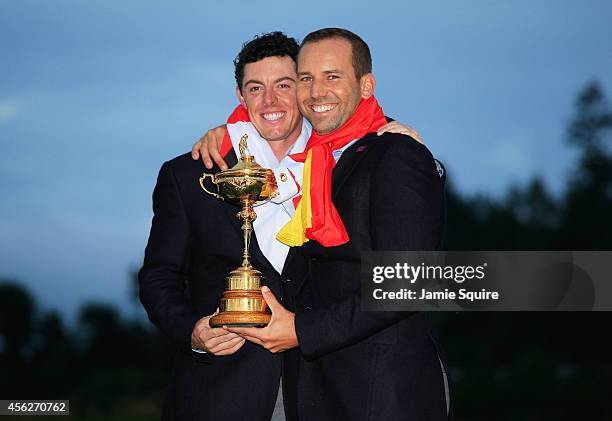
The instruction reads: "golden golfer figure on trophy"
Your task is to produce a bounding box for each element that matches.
[199,134,278,327]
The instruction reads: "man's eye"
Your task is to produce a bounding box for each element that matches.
[278,83,291,89]
[299,76,312,82]
[327,75,339,80]
[249,86,261,93]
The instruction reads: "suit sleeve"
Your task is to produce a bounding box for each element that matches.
[138,161,200,352]
[295,139,444,359]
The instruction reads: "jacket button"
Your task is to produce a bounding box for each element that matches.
[280,277,292,284]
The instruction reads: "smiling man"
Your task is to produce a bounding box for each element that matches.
[138,33,309,421]
[228,28,451,421]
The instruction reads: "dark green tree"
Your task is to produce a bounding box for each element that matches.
[559,81,612,248]
[0,281,35,363]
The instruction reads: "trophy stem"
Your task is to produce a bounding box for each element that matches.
[239,199,256,267]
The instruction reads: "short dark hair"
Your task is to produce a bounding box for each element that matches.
[300,28,372,79]
[234,32,300,91]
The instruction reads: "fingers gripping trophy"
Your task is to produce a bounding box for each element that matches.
[199,134,278,327]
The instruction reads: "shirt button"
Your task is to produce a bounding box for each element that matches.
[279,172,288,182]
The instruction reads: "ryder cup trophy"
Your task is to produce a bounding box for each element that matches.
[199,134,278,327]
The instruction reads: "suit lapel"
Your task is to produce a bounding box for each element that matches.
[281,246,299,276]
[332,134,375,199]
[249,232,278,275]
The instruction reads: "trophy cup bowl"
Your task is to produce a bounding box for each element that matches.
[199,137,278,327]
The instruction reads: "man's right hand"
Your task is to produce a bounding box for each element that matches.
[191,125,229,170]
[191,312,245,356]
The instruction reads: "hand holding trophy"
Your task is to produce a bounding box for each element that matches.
[199,134,278,327]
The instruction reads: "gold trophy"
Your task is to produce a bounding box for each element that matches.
[199,134,278,327]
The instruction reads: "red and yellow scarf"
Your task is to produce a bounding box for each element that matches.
[221,96,386,247]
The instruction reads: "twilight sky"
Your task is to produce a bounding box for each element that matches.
[1,0,611,321]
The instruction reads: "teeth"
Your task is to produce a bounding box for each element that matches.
[262,112,285,121]
[312,104,336,113]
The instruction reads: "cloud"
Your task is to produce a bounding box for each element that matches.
[0,99,19,123]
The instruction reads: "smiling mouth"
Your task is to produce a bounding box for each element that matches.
[262,112,286,121]
[310,103,337,113]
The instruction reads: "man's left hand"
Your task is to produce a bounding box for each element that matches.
[227,286,298,353]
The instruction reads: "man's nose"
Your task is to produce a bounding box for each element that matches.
[310,79,326,99]
[264,89,278,106]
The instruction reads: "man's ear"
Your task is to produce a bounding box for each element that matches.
[236,86,247,108]
[359,73,376,99]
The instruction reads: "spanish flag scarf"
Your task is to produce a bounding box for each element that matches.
[220,96,386,247]
[278,96,385,247]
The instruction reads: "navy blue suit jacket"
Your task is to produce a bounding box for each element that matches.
[283,132,450,421]
[139,151,306,421]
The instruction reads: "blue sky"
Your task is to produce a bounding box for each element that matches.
[1,0,611,321]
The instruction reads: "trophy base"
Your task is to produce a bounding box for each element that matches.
[209,311,271,328]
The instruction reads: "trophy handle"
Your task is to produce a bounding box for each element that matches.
[199,173,223,200]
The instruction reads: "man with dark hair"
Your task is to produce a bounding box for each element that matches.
[227,28,451,421]
[138,32,307,421]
